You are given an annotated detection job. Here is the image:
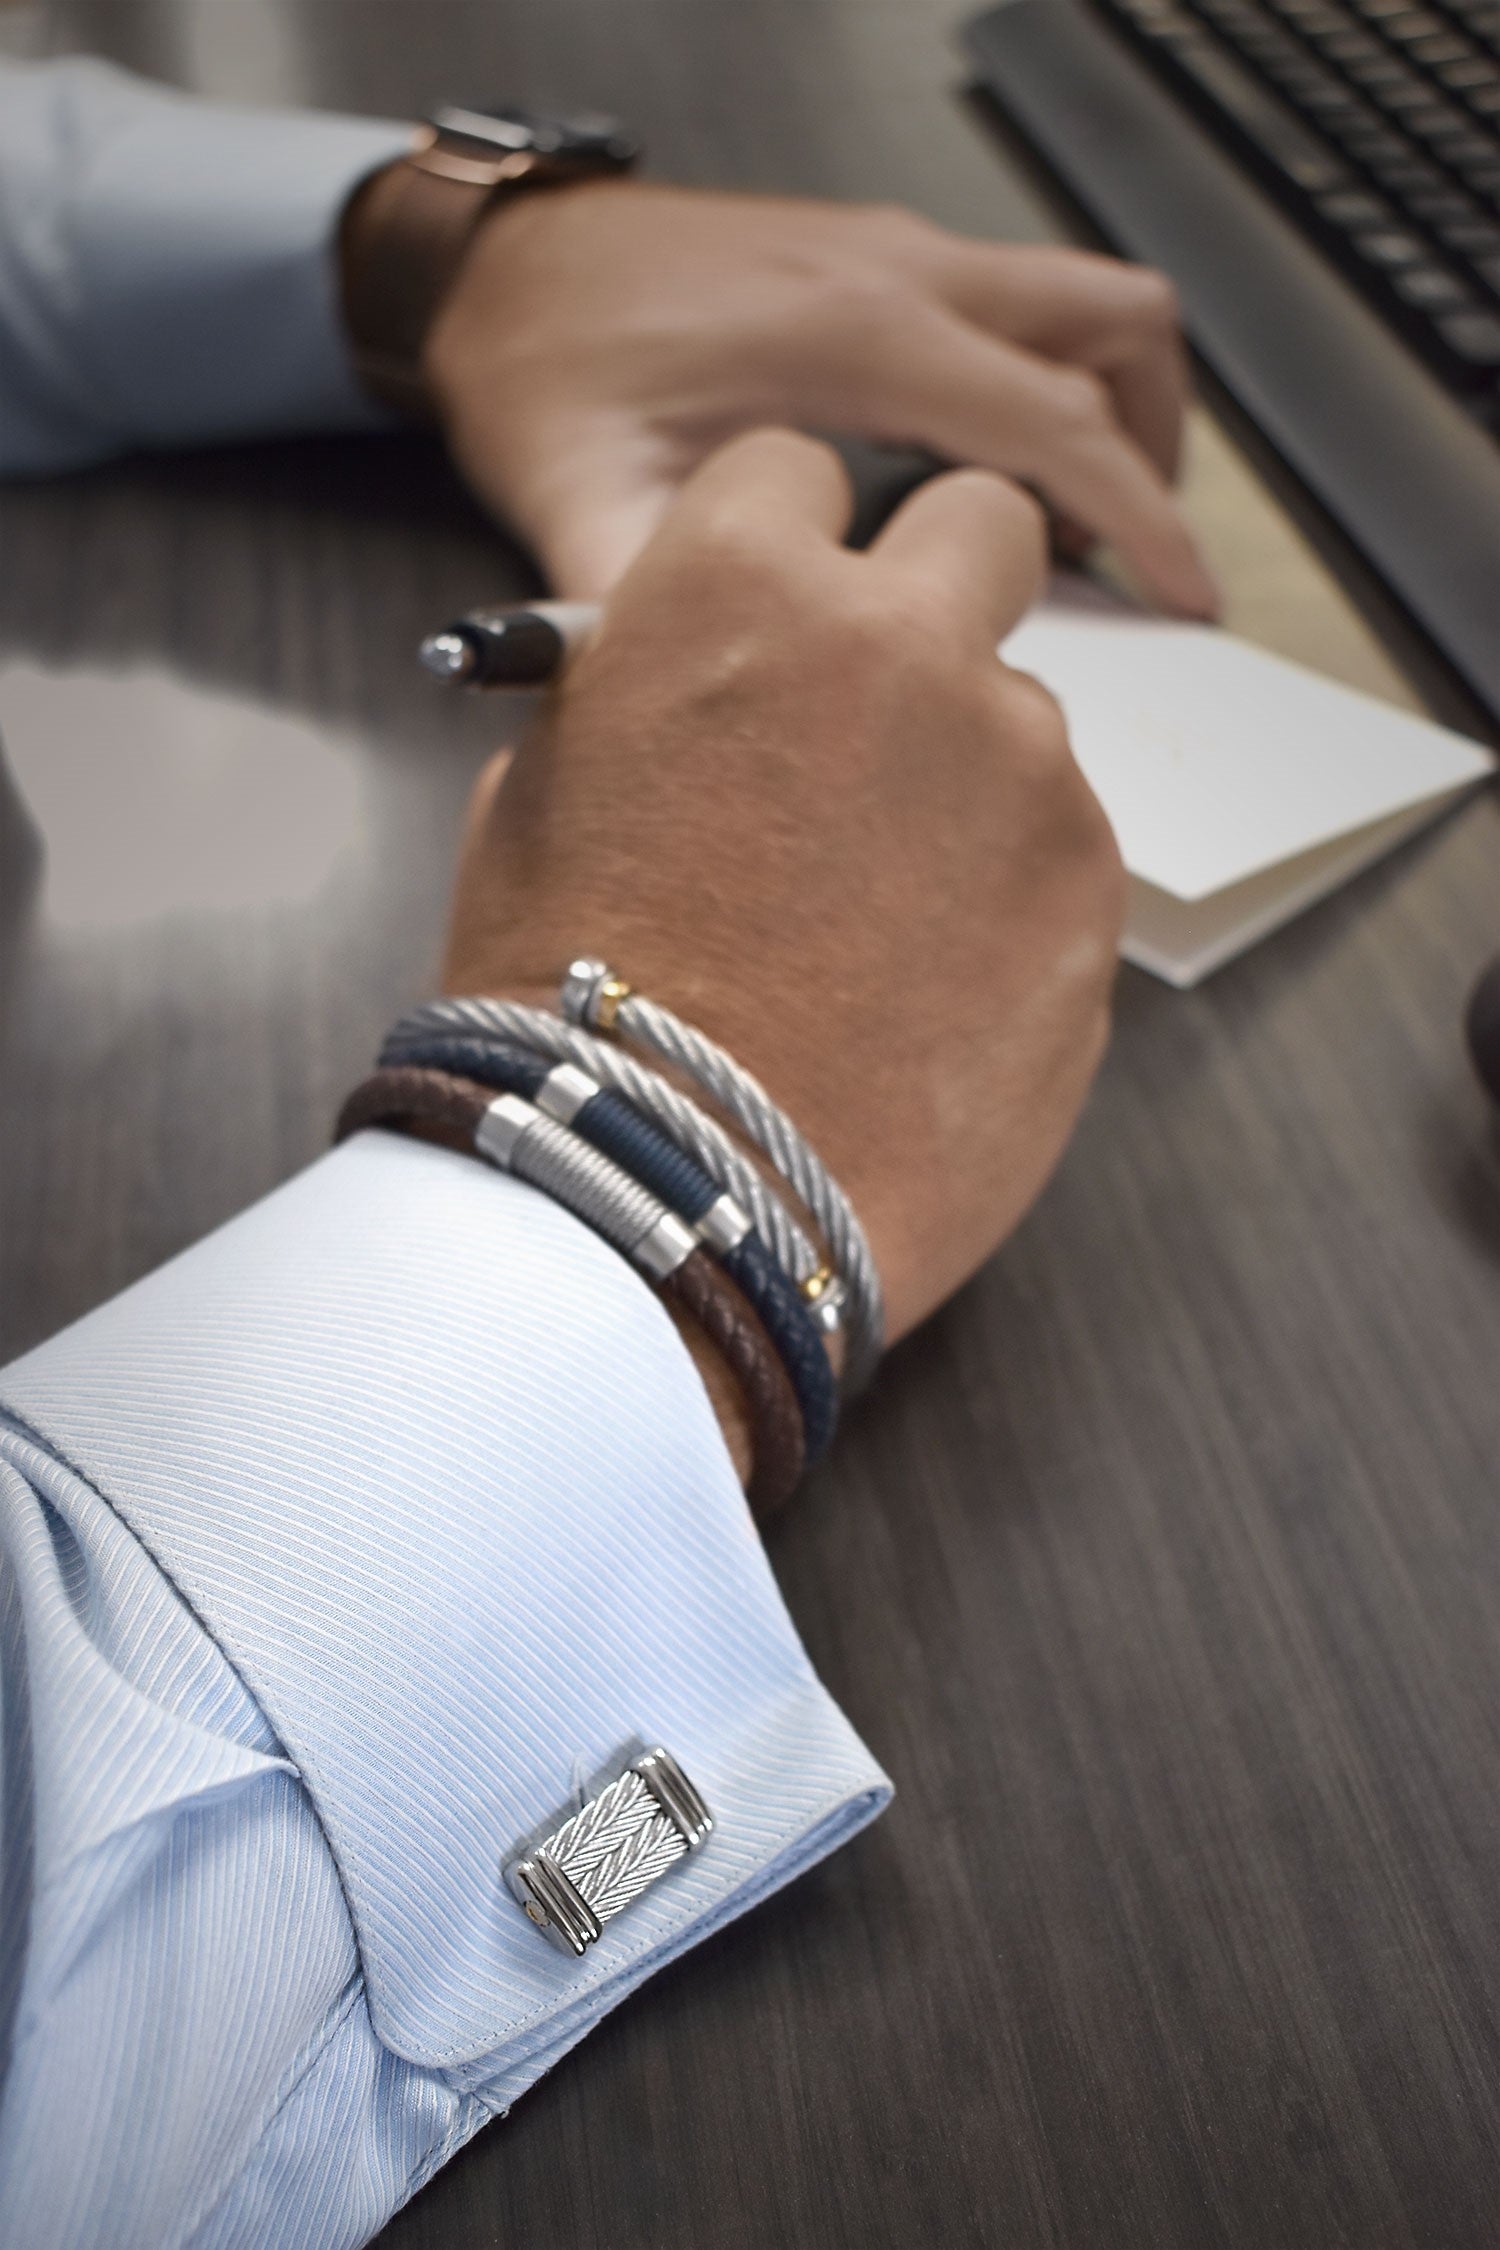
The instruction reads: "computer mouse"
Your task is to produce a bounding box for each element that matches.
[1466,953,1500,1108]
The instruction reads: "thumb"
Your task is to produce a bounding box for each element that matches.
[537,479,677,597]
[486,433,683,597]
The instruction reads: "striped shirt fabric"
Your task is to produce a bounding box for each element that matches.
[0,56,410,476]
[0,1132,890,2245]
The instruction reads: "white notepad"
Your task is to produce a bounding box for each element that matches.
[1005,581,1494,987]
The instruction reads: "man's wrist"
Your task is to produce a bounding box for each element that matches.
[337,148,463,418]
[338,108,638,416]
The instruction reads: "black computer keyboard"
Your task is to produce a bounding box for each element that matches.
[1095,0,1500,422]
[963,0,1500,724]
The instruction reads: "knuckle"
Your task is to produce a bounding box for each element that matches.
[955,469,1049,559]
[997,671,1124,880]
[1068,789,1128,942]
[1081,793,1128,918]
[819,269,912,347]
[689,504,793,590]
[1074,983,1119,1090]
[1061,929,1122,1032]
[1048,368,1112,438]
[859,199,938,244]
[1125,264,1181,328]
[717,424,838,482]
[833,581,937,674]
[1055,824,1128,996]
[999,668,1071,763]
[1030,244,1111,288]
[941,465,1042,526]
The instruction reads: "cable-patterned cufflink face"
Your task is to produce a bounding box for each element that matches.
[505,1748,714,1956]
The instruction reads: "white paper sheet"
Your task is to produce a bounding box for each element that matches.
[1004,581,1493,985]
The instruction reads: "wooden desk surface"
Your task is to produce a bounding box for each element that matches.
[4,5,1499,2245]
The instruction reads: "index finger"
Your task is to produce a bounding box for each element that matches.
[660,426,856,549]
[936,244,1189,483]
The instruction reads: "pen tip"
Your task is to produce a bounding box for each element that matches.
[419,631,476,684]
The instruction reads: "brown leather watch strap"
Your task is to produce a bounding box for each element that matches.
[340,122,628,416]
[336,1066,806,1514]
[340,142,559,415]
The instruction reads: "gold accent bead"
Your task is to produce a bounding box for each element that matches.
[800,1265,835,1304]
[594,975,633,1034]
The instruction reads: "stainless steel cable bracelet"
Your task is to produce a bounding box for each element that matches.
[560,959,885,1391]
[384,997,830,1304]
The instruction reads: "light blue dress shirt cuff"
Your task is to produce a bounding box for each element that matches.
[0,57,413,474]
[0,1131,891,2084]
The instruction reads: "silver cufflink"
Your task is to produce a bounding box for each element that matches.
[506,1747,713,1956]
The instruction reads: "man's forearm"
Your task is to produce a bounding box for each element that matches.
[0,57,410,474]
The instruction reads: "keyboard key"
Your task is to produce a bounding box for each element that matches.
[1338,124,1420,156]
[1464,81,1500,110]
[1270,1,1348,26]
[1391,263,1474,301]
[1438,56,1500,84]
[1378,161,1448,188]
[1169,33,1354,182]
[1437,306,1500,355]
[1408,189,1481,217]
[1301,82,1370,113]
[1359,65,1420,93]
[1268,57,1340,91]
[1315,186,1394,218]
[1318,28,1384,55]
[1234,25,1304,56]
[1348,54,1416,81]
[1477,252,1500,288]
[1439,217,1500,247]
[1371,75,1440,107]
[1407,104,1471,136]
[1407,33,1473,60]
[1353,225,1428,256]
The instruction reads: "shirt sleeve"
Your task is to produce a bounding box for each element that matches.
[0,57,414,475]
[0,1130,890,2248]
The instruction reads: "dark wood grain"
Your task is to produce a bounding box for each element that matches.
[5,4,1500,2245]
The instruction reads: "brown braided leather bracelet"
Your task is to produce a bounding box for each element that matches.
[336,1065,805,1515]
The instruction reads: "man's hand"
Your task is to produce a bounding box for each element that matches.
[443,429,1126,1351]
[423,181,1218,619]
